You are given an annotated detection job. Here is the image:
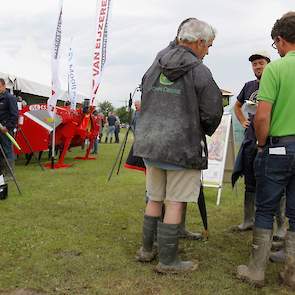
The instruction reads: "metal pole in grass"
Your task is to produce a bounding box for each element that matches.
[115,94,134,175]
[0,143,21,195]
[107,95,133,182]
[107,125,130,182]
[51,113,56,169]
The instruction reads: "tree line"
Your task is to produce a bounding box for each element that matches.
[98,100,132,123]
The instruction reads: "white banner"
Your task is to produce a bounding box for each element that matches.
[68,40,77,110]
[91,0,112,105]
[48,0,63,114]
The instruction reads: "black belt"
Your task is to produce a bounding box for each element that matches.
[267,135,295,145]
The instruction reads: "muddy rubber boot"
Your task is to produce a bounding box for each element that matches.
[178,204,202,240]
[274,195,286,241]
[280,231,295,290]
[237,228,273,287]
[233,192,255,232]
[155,222,198,274]
[270,248,286,263]
[135,215,159,262]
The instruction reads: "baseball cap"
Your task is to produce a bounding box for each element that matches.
[249,50,271,63]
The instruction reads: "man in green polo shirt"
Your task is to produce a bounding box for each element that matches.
[237,11,295,289]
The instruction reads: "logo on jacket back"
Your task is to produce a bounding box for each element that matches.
[152,73,181,95]
[159,73,174,86]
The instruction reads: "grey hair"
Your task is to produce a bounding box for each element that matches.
[177,18,216,43]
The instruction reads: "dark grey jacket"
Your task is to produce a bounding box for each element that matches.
[0,91,18,131]
[133,44,223,169]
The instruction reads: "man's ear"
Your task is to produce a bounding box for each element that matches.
[277,36,286,46]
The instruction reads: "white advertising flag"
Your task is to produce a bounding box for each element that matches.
[48,0,63,115]
[91,0,112,105]
[68,40,77,110]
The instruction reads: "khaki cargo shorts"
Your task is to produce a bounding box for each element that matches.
[146,166,201,203]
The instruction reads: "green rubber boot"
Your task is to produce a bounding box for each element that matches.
[155,222,198,274]
[135,215,159,262]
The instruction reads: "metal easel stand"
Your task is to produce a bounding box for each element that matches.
[107,85,141,182]
[107,125,131,182]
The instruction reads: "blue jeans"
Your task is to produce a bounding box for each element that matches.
[92,138,99,154]
[243,142,257,193]
[107,125,115,139]
[254,141,295,232]
[0,132,14,161]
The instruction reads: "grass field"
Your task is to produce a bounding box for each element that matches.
[0,131,293,295]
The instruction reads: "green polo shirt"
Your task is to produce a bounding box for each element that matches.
[258,50,295,136]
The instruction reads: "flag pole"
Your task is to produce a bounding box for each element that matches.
[51,111,56,169]
[48,0,63,169]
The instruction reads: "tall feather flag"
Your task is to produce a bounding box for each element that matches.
[91,0,112,105]
[68,39,77,110]
[47,0,63,166]
[48,0,63,115]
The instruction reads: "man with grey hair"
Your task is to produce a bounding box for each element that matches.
[178,18,216,43]
[133,18,223,274]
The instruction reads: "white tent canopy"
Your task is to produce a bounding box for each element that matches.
[0,71,87,103]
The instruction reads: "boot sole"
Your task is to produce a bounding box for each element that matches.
[269,257,285,263]
[135,256,156,262]
[269,253,285,263]
[154,262,198,274]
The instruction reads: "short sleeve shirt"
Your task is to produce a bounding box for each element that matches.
[237,80,259,104]
[258,51,295,136]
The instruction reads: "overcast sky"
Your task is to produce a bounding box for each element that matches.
[0,0,294,107]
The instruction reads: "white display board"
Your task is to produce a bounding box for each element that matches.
[202,113,235,205]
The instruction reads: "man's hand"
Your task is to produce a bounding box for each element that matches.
[242,119,250,129]
[234,101,249,129]
[0,126,8,134]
